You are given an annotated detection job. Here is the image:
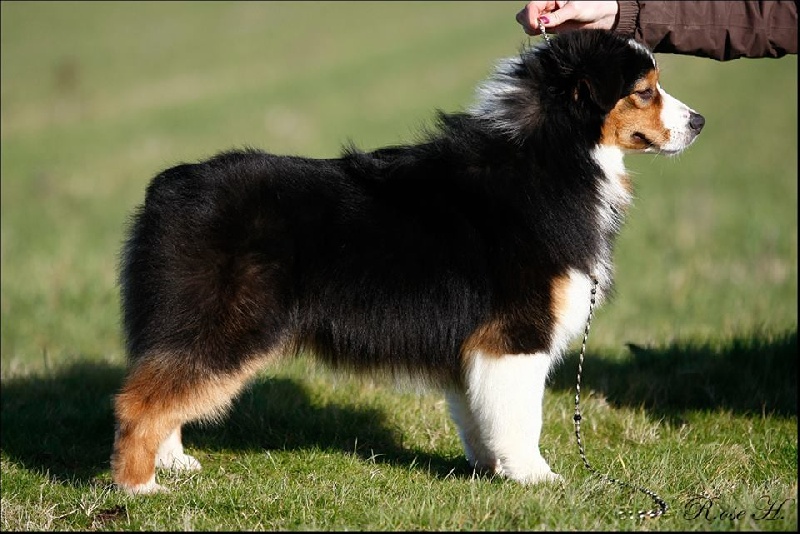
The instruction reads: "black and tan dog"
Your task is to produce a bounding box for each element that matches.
[112,30,704,494]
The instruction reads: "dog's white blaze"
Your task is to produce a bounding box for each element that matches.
[657,83,699,153]
[454,351,560,483]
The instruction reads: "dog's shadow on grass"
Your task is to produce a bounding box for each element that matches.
[549,328,797,422]
[1,328,795,487]
[181,375,468,481]
[0,361,466,487]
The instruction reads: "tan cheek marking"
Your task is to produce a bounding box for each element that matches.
[601,70,669,151]
[601,99,635,148]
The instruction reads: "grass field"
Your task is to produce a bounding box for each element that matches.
[1,1,797,531]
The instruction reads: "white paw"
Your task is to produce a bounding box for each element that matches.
[498,455,563,485]
[119,475,168,495]
[156,451,202,471]
[522,469,564,484]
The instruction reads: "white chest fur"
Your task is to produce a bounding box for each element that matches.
[550,145,631,356]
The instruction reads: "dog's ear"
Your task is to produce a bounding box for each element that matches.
[574,70,624,113]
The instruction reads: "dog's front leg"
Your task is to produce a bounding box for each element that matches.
[460,351,561,484]
[446,388,501,475]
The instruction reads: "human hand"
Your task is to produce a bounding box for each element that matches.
[515,1,619,36]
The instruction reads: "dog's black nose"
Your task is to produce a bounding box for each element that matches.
[689,112,705,132]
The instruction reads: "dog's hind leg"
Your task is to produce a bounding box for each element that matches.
[111,353,268,494]
[461,351,561,484]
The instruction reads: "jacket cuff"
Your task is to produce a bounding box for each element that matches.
[614,1,639,37]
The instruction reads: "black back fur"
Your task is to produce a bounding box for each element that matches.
[119,30,655,383]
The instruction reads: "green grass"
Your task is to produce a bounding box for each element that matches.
[1,1,796,531]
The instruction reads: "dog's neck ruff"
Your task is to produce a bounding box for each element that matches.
[468,53,541,142]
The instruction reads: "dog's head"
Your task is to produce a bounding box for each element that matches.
[471,29,704,155]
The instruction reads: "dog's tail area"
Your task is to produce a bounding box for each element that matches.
[113,159,295,492]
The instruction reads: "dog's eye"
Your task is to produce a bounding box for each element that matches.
[634,88,654,101]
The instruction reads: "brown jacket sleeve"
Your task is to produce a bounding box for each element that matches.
[615,1,798,60]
